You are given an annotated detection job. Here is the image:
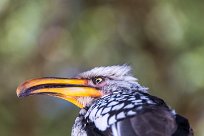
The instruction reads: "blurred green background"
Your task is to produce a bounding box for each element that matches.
[0,0,204,136]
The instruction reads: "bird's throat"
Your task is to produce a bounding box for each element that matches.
[76,96,95,107]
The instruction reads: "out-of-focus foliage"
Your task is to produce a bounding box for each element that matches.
[0,0,204,136]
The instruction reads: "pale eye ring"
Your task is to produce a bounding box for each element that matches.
[92,77,104,85]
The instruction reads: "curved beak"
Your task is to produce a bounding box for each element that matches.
[16,77,102,108]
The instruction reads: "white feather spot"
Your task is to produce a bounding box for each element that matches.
[108,101,119,107]
[89,107,98,121]
[127,110,136,116]
[108,115,116,125]
[112,103,124,110]
[124,104,134,109]
[102,107,112,114]
[94,114,109,131]
[95,107,103,117]
[117,112,125,119]
[128,97,136,101]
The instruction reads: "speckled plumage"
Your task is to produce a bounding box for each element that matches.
[85,90,168,131]
[71,65,193,136]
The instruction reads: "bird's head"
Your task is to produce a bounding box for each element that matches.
[16,65,148,108]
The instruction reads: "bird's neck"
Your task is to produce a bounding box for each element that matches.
[71,83,148,136]
[71,108,89,136]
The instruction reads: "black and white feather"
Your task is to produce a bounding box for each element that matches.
[72,65,193,136]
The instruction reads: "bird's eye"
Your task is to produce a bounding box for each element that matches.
[92,77,104,85]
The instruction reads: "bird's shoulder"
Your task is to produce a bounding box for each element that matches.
[84,90,171,131]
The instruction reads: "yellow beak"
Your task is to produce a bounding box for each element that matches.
[16,77,102,108]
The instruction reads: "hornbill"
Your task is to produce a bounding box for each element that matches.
[16,65,193,136]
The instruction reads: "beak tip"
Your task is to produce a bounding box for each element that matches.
[16,79,36,98]
[16,88,23,98]
[16,86,21,97]
[16,84,27,98]
[16,90,28,98]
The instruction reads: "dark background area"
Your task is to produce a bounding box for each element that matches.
[0,0,204,136]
